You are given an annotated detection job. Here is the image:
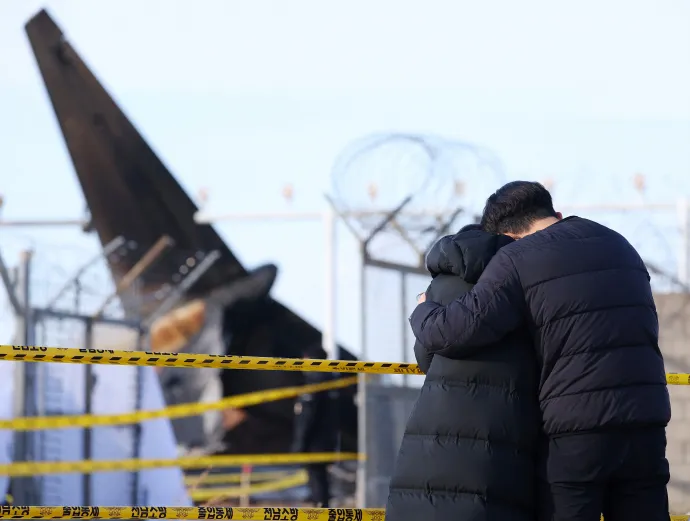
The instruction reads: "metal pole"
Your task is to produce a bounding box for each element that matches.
[0,203,679,229]
[677,198,689,286]
[400,272,408,388]
[24,251,39,504]
[82,319,95,506]
[0,218,88,227]
[194,208,456,225]
[0,247,22,315]
[355,248,368,508]
[131,329,145,505]
[12,250,38,504]
[35,319,46,505]
[322,206,338,359]
[74,279,81,316]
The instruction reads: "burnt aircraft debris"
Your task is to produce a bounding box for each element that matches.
[25,8,358,456]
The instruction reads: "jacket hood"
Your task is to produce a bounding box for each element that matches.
[426,224,514,283]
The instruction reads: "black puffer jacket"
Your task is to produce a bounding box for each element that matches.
[386,226,540,521]
[410,217,671,437]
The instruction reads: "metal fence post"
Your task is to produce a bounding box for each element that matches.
[82,319,95,506]
[12,250,39,504]
[355,254,368,508]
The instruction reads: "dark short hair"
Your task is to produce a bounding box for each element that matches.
[480,181,557,235]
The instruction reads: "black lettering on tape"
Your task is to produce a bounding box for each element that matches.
[198,506,233,519]
[5,507,30,517]
[328,509,364,521]
[263,508,299,520]
[131,507,167,519]
[61,506,97,519]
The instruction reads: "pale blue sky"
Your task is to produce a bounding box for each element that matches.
[0,0,689,367]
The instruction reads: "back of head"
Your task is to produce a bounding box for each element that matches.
[426,224,514,283]
[480,181,558,237]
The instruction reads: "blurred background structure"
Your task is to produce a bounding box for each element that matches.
[0,0,689,512]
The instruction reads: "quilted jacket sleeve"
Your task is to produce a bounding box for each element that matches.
[413,338,433,374]
[409,249,526,359]
[412,281,436,373]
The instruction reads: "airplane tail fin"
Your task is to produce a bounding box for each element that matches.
[25,9,246,301]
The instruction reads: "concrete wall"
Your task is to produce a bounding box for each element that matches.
[657,293,690,512]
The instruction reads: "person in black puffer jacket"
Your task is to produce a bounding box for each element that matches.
[292,350,339,507]
[386,224,540,521]
[410,182,671,521]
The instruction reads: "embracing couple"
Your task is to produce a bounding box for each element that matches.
[386,181,671,521]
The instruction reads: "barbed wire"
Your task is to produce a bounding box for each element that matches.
[330,133,506,261]
[550,167,684,293]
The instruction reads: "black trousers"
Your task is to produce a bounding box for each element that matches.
[306,464,330,507]
[538,427,670,521]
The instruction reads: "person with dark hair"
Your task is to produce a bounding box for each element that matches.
[292,350,338,507]
[386,224,540,521]
[479,181,560,235]
[410,181,671,521]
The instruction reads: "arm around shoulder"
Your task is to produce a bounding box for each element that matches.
[409,249,526,359]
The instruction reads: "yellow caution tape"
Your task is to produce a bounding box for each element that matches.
[185,470,292,486]
[666,373,690,385]
[1,345,687,384]
[597,516,690,521]
[0,508,685,521]
[0,345,423,375]
[0,452,362,477]
[0,376,358,431]
[0,506,388,520]
[189,471,308,501]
